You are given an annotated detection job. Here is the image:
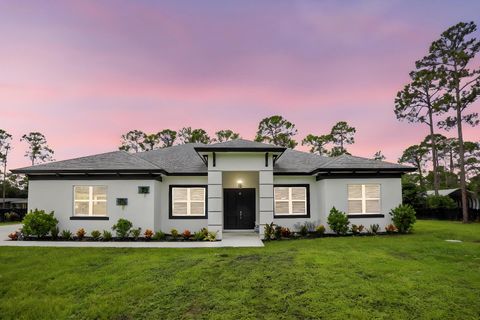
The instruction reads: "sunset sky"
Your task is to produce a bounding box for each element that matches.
[1,0,479,170]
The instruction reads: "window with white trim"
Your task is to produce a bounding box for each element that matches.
[274,186,308,216]
[74,186,107,216]
[171,187,206,217]
[347,184,380,214]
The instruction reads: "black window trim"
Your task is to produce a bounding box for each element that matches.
[273,184,310,219]
[169,185,208,220]
[70,216,109,220]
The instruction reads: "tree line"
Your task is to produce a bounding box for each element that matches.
[118,118,367,158]
[0,131,55,206]
[395,22,480,222]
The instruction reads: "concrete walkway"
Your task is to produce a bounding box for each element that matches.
[0,224,264,248]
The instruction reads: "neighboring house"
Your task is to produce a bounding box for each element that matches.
[12,139,415,239]
[426,188,480,211]
[0,198,28,210]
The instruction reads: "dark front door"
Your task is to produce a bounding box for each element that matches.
[224,188,256,230]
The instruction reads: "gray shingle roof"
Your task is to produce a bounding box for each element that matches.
[316,154,413,171]
[135,144,207,174]
[274,149,331,173]
[12,140,415,175]
[12,151,161,173]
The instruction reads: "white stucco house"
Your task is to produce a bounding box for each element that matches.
[12,139,415,239]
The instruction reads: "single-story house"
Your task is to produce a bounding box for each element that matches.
[426,188,480,211]
[0,198,28,210]
[12,139,415,239]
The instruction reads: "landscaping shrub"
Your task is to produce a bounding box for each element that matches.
[76,228,86,240]
[51,226,59,240]
[61,230,72,240]
[102,230,112,241]
[131,228,142,240]
[144,229,154,240]
[299,224,308,237]
[22,209,58,238]
[385,224,397,234]
[112,218,133,238]
[351,224,359,235]
[264,222,275,240]
[426,195,457,209]
[193,230,206,241]
[200,227,208,236]
[152,231,165,241]
[327,207,350,235]
[4,212,21,222]
[390,204,416,233]
[170,228,179,240]
[368,224,380,235]
[280,227,292,238]
[294,222,308,237]
[8,232,18,240]
[204,231,217,241]
[351,224,365,235]
[302,221,318,233]
[182,229,191,240]
[91,230,101,241]
[315,225,325,236]
[274,225,282,240]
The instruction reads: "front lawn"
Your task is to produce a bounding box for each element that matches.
[0,220,479,319]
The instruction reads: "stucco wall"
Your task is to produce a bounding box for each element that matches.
[321,178,401,232]
[27,174,402,236]
[155,176,208,233]
[28,179,156,233]
[206,152,275,238]
[272,175,320,229]
[209,153,272,171]
[270,176,402,233]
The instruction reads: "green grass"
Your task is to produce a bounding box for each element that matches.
[0,220,479,320]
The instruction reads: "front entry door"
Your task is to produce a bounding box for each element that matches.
[224,188,256,230]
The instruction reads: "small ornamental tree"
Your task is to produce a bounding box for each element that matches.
[112,218,133,238]
[327,207,350,235]
[22,209,58,238]
[389,204,417,233]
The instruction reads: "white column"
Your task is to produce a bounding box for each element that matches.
[208,170,223,239]
[259,170,274,239]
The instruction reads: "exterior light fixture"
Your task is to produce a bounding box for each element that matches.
[237,180,243,188]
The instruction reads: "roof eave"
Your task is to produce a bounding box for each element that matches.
[194,147,286,152]
[310,166,417,175]
[11,168,168,175]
